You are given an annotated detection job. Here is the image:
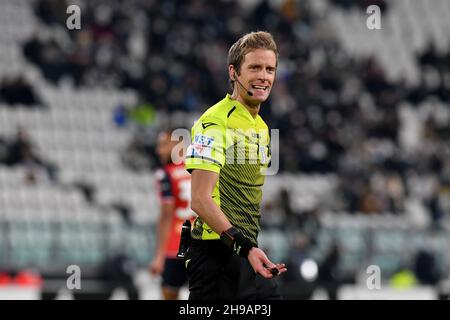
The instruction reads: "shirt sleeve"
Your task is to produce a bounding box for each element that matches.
[155,168,174,202]
[185,116,226,174]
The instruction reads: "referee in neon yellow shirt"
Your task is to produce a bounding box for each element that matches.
[184,31,287,300]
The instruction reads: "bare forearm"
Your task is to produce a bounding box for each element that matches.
[155,207,173,257]
[191,196,232,235]
[190,170,232,235]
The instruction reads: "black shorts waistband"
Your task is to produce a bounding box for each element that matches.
[190,238,258,247]
[189,239,221,247]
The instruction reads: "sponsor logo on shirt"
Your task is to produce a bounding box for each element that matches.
[187,143,213,158]
[193,134,215,146]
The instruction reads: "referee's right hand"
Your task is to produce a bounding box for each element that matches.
[247,247,287,279]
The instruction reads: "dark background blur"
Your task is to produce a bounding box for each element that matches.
[0,0,449,299]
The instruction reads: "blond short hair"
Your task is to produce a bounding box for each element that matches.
[227,31,278,74]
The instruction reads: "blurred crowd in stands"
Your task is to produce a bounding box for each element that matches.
[17,0,449,226]
[0,127,58,184]
[331,0,388,12]
[0,76,44,107]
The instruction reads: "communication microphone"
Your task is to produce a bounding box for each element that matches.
[233,73,253,96]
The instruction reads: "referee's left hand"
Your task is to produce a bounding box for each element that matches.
[247,247,287,279]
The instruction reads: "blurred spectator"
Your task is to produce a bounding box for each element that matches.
[101,251,139,300]
[331,0,388,13]
[281,233,316,299]
[389,267,417,289]
[113,105,129,128]
[35,0,68,26]
[298,208,322,247]
[261,188,293,230]
[111,201,134,227]
[0,76,44,107]
[120,133,156,172]
[23,32,43,66]
[317,243,341,300]
[127,102,157,133]
[359,187,386,214]
[414,248,441,286]
[73,180,97,204]
[0,136,9,164]
[3,127,58,184]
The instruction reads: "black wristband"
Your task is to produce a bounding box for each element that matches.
[220,227,256,257]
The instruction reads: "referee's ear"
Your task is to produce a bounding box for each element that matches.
[228,64,236,90]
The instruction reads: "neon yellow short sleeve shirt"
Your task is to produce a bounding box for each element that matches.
[185,94,271,244]
[185,116,228,175]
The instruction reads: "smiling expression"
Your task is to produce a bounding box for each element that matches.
[229,48,277,108]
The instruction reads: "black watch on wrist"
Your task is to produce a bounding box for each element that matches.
[220,227,256,257]
[220,227,240,248]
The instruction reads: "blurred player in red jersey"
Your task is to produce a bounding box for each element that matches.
[149,128,195,300]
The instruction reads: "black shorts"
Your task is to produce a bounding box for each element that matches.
[185,240,282,300]
[162,257,188,289]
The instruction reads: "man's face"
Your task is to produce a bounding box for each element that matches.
[156,132,176,164]
[232,48,277,105]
